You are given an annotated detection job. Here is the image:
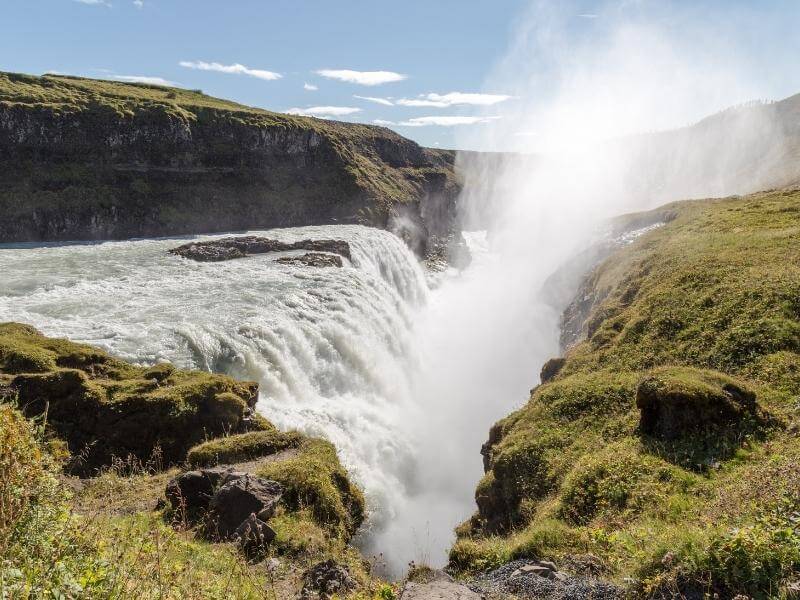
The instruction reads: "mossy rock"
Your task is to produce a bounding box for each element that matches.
[636,366,764,441]
[0,323,267,475]
[187,429,303,468]
[558,440,695,525]
[256,438,365,540]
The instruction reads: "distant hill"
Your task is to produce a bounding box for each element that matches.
[0,72,459,251]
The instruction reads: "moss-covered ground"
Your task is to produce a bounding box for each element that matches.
[0,326,388,598]
[453,189,800,598]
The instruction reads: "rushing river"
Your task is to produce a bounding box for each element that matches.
[0,225,444,568]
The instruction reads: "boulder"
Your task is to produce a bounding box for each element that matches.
[300,560,357,599]
[636,367,761,441]
[208,473,283,539]
[400,581,482,600]
[233,512,277,559]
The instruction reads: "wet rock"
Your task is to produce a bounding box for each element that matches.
[169,236,351,263]
[208,473,283,539]
[276,252,343,268]
[300,559,356,599]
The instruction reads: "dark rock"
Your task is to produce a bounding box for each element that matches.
[169,236,351,263]
[165,467,244,518]
[233,513,276,559]
[540,357,566,383]
[276,252,343,268]
[208,473,283,539]
[300,559,356,599]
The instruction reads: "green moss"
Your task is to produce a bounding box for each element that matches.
[256,438,365,539]
[187,429,303,468]
[0,322,266,474]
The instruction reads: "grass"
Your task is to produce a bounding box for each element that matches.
[187,429,303,468]
[454,189,800,598]
[0,322,268,474]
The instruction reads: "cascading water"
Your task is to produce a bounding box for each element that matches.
[0,225,435,572]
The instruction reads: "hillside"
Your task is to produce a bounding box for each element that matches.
[0,323,392,598]
[453,189,800,598]
[0,72,459,252]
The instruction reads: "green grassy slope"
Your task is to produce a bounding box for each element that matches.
[0,72,458,248]
[453,189,800,598]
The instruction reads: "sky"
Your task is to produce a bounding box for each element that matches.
[3,1,800,151]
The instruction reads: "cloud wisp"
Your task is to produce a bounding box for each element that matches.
[304,83,318,91]
[397,92,514,108]
[115,75,175,86]
[73,0,111,6]
[354,95,394,106]
[287,106,362,118]
[374,116,501,127]
[179,61,282,81]
[316,69,406,86]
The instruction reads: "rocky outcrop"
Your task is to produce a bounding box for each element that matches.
[0,322,268,475]
[165,467,283,557]
[277,252,343,268]
[0,72,460,253]
[169,235,351,262]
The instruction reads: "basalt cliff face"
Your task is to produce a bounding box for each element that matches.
[0,72,459,252]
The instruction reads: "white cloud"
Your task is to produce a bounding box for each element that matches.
[73,0,111,5]
[115,75,175,86]
[287,106,362,117]
[316,69,406,86]
[133,0,143,7]
[398,116,501,127]
[354,95,394,106]
[372,119,395,126]
[577,13,598,18]
[397,92,513,108]
[179,61,282,81]
[304,83,318,91]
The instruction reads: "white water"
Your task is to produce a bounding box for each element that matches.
[0,225,447,571]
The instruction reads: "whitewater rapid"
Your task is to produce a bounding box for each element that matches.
[0,225,437,564]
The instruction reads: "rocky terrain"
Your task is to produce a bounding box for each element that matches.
[169,235,351,263]
[0,72,460,255]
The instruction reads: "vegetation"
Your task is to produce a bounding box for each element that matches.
[257,438,366,540]
[0,322,266,474]
[187,429,304,468]
[0,325,381,597]
[455,189,800,598]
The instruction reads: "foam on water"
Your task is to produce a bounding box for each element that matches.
[0,225,431,567]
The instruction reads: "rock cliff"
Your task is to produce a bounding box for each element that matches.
[0,72,459,252]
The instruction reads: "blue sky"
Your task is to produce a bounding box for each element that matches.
[2,0,533,149]
[3,1,800,150]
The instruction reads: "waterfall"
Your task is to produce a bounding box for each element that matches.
[0,224,432,573]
